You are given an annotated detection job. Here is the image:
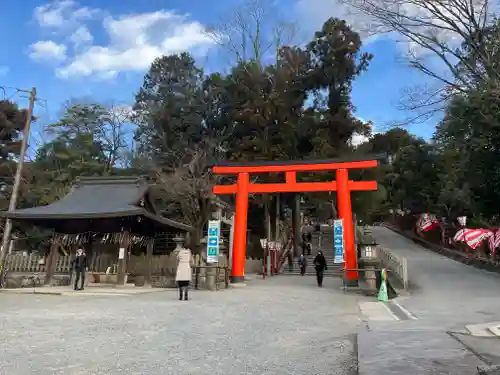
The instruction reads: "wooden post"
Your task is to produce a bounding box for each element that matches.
[145,238,154,286]
[44,239,59,285]
[228,214,234,272]
[117,231,129,285]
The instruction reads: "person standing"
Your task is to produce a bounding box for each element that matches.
[175,246,193,301]
[313,251,327,287]
[298,254,307,276]
[306,232,312,255]
[301,232,308,255]
[71,248,88,291]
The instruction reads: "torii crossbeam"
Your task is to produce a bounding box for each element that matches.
[212,156,380,285]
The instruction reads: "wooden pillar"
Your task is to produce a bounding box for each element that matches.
[231,172,249,283]
[44,239,59,285]
[117,231,129,285]
[336,168,358,285]
[145,238,154,286]
[228,214,234,271]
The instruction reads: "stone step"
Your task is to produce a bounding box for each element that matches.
[281,271,343,276]
[465,322,500,337]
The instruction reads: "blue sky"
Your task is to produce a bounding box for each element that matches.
[0,0,441,148]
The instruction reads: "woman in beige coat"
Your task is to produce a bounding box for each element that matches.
[175,247,193,301]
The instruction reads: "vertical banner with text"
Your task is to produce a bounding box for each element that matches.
[207,220,221,263]
[333,219,344,264]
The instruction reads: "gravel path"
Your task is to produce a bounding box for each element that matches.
[0,276,362,375]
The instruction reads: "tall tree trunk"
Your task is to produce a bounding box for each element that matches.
[264,195,271,240]
[275,194,280,241]
[189,225,204,254]
[292,194,301,257]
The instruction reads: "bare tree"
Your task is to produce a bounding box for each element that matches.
[205,0,299,69]
[339,0,498,122]
[47,100,133,172]
[98,104,134,170]
[206,0,301,243]
[153,138,226,251]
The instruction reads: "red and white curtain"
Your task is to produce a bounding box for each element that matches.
[488,230,500,257]
[418,213,440,232]
[453,228,493,249]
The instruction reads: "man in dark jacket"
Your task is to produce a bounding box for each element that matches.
[313,251,327,287]
[298,254,307,276]
[71,248,88,291]
[306,232,312,255]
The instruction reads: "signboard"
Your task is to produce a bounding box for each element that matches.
[333,219,344,264]
[207,220,221,263]
[260,238,268,249]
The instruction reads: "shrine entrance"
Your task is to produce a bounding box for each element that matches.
[212,157,379,286]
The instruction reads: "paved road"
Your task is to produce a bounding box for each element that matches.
[372,226,500,330]
[358,226,500,374]
[0,276,362,375]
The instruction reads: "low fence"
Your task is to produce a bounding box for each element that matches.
[356,225,409,291]
[3,252,264,289]
[5,253,114,274]
[376,246,409,291]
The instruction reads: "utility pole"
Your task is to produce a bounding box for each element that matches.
[0,87,37,273]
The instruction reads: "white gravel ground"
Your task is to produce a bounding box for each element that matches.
[0,275,363,375]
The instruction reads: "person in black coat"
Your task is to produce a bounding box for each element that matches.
[313,251,327,287]
[298,254,307,276]
[306,232,312,255]
[71,248,88,291]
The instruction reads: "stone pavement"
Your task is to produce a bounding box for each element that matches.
[371,226,500,329]
[0,275,363,375]
[357,226,500,374]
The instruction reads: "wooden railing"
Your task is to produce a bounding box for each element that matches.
[4,253,231,273]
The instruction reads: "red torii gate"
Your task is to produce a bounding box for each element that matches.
[212,157,379,285]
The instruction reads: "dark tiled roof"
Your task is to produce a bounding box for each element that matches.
[2,176,192,232]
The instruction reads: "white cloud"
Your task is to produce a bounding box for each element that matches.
[56,10,214,79]
[349,132,371,147]
[28,40,67,62]
[70,26,93,46]
[349,118,377,147]
[34,0,98,30]
[294,0,375,40]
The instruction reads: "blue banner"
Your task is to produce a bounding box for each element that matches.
[333,219,344,264]
[207,220,221,263]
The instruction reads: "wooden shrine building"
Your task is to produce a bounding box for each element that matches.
[1,176,193,285]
